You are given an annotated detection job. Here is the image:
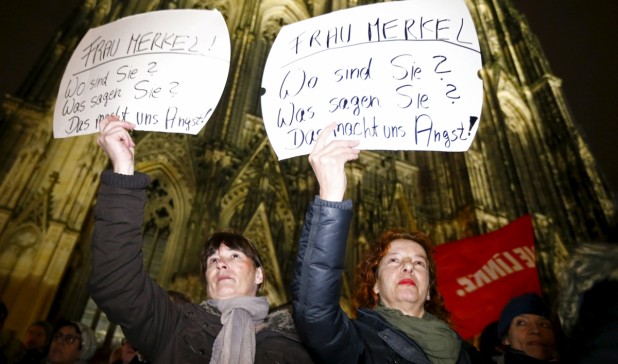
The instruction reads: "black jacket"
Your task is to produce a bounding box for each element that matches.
[292,197,470,364]
[496,348,553,364]
[89,170,313,364]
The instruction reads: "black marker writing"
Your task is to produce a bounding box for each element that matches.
[329,94,380,116]
[334,58,373,82]
[126,32,200,55]
[279,69,318,100]
[80,36,121,68]
[291,24,352,54]
[277,102,314,128]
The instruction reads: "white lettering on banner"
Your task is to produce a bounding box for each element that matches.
[455,246,535,297]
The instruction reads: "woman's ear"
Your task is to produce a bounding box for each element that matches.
[255,267,264,285]
[372,283,379,295]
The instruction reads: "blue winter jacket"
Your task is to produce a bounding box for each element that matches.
[292,197,471,364]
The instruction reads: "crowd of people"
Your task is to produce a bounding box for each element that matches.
[1,117,616,363]
[0,319,98,364]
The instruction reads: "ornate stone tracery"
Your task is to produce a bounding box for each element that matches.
[0,0,614,344]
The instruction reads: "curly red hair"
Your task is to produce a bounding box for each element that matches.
[352,228,451,322]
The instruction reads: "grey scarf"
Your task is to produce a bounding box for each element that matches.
[208,296,269,364]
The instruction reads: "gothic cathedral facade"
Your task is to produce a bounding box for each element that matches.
[0,0,614,345]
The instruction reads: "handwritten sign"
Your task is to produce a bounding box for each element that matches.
[260,0,483,160]
[53,9,230,138]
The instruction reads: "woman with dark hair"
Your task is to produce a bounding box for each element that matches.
[292,124,470,364]
[90,116,313,364]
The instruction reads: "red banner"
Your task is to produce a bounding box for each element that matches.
[434,215,541,339]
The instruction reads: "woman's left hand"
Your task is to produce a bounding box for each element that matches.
[308,123,360,202]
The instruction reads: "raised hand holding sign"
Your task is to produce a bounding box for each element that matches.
[53,9,230,138]
[260,0,483,160]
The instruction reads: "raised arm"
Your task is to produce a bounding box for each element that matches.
[89,116,180,361]
[292,125,363,363]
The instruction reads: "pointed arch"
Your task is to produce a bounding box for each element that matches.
[243,203,286,305]
[135,133,197,285]
[259,0,310,41]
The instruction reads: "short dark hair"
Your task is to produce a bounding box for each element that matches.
[200,231,265,292]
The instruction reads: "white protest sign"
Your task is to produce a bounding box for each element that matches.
[260,0,483,160]
[53,9,230,138]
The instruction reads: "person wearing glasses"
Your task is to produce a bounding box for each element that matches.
[46,321,96,364]
[89,116,313,364]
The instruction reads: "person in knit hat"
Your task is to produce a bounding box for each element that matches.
[496,293,557,363]
[46,321,96,364]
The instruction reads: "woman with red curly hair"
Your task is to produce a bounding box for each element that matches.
[292,124,470,364]
[353,228,451,323]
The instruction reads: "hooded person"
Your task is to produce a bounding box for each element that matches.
[47,321,96,364]
[557,242,618,363]
[496,293,557,363]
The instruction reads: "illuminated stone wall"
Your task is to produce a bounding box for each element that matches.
[0,0,614,344]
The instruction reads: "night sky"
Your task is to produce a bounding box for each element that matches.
[0,0,616,195]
